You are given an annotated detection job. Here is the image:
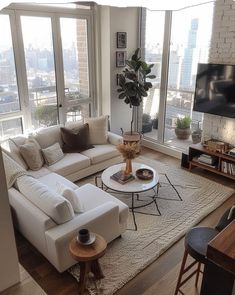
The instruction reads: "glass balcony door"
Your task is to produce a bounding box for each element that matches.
[141,10,165,141]
[60,16,91,123]
[20,15,59,129]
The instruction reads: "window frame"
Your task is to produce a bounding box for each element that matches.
[140,4,213,155]
[0,4,96,138]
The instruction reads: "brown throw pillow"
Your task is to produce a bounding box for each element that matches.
[60,124,94,153]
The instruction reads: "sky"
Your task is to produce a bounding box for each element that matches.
[0,14,84,51]
[145,2,214,48]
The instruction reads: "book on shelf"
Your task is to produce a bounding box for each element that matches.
[197,153,217,165]
[193,157,217,168]
[110,170,135,184]
[221,161,235,176]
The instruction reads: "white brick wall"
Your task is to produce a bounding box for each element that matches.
[203,0,235,145]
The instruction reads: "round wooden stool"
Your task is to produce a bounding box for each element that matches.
[69,234,107,295]
[174,227,218,295]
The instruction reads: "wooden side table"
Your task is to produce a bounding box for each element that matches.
[69,234,107,295]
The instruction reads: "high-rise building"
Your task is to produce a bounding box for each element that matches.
[168,49,181,89]
[180,18,199,90]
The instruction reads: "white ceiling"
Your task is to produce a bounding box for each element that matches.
[0,0,215,11]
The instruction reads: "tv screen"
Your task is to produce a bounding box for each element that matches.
[193,63,235,118]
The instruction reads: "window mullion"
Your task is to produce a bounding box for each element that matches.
[87,12,95,117]
[51,14,66,125]
[158,10,172,144]
[12,11,32,131]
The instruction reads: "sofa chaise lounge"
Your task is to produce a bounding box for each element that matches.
[2,117,129,272]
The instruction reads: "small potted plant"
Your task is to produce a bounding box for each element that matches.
[152,113,158,129]
[142,113,153,133]
[175,115,192,140]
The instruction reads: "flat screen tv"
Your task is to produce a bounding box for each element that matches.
[193,63,235,118]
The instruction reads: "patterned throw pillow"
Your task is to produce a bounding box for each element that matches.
[42,142,64,166]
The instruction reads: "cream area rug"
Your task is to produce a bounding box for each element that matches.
[69,156,234,295]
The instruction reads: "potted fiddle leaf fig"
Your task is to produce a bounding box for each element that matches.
[117,48,156,135]
[175,115,192,140]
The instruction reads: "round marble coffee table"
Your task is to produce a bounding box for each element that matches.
[101,162,160,230]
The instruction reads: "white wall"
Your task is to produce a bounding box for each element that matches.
[0,148,20,292]
[203,0,235,145]
[99,6,139,134]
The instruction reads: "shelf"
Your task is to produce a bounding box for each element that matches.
[188,144,235,181]
[190,161,235,180]
[189,144,235,163]
[190,161,218,172]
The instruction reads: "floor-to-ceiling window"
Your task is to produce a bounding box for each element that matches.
[141,10,165,140]
[0,14,23,139]
[0,3,94,141]
[141,2,214,152]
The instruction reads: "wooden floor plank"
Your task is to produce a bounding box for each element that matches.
[15,147,235,295]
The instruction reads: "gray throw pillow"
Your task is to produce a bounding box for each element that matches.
[19,138,44,171]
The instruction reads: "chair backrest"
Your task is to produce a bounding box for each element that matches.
[215,205,235,232]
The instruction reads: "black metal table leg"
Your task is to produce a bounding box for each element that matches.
[131,193,138,231]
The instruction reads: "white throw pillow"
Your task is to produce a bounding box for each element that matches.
[19,138,44,171]
[42,142,64,166]
[56,182,83,213]
[84,115,108,145]
[2,152,27,188]
[16,176,74,224]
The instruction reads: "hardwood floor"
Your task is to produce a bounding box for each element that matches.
[15,147,235,295]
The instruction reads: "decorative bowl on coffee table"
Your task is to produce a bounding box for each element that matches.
[136,168,154,180]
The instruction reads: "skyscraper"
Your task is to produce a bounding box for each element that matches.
[180,18,199,90]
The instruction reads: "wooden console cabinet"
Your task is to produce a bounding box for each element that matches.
[188,143,235,180]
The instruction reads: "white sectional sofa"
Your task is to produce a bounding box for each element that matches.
[2,121,129,272]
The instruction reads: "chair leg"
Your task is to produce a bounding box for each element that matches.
[174,250,188,295]
[195,262,201,287]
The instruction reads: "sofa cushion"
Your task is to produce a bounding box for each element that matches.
[84,115,108,144]
[42,142,64,165]
[38,172,78,191]
[10,136,27,147]
[19,138,44,171]
[74,184,129,224]
[1,139,28,170]
[33,125,63,149]
[80,144,120,164]
[16,176,74,224]
[56,182,83,213]
[27,167,52,179]
[48,153,90,177]
[60,124,93,153]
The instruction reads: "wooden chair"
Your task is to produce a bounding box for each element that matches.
[174,227,218,295]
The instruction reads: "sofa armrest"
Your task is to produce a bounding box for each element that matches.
[8,187,56,257]
[45,201,120,272]
[108,131,123,146]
